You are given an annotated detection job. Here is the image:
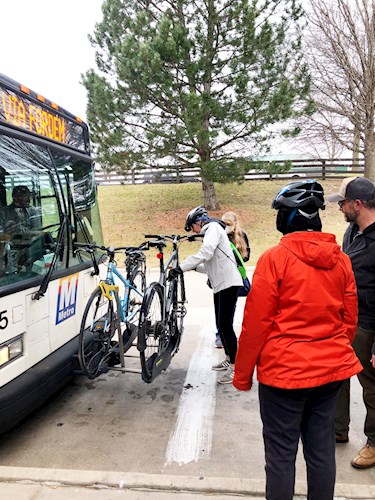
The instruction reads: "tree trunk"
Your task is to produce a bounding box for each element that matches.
[353,124,361,164]
[364,140,375,182]
[202,179,219,210]
[364,132,375,182]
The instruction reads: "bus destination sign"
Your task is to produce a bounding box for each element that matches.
[0,85,87,152]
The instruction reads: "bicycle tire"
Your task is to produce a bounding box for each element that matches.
[78,286,117,379]
[125,268,146,327]
[168,273,186,356]
[138,283,165,381]
[131,266,146,294]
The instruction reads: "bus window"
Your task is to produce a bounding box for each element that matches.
[51,152,103,266]
[0,133,104,285]
[0,136,65,283]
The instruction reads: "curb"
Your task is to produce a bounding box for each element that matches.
[0,467,375,499]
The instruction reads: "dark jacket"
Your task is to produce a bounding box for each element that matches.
[343,221,375,330]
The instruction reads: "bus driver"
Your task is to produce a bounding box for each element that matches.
[0,186,41,274]
[0,185,39,233]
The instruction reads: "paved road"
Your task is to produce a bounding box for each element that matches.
[0,270,374,499]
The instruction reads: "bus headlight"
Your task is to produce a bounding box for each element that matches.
[0,336,23,367]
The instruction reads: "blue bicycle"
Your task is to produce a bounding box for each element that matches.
[76,242,149,379]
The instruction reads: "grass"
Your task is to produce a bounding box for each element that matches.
[97,179,349,267]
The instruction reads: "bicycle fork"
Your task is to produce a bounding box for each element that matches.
[99,282,127,370]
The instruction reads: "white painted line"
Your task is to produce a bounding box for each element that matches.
[165,324,219,465]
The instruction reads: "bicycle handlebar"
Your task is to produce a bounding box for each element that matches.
[144,234,201,242]
[74,241,149,254]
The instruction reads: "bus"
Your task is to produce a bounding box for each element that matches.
[0,73,103,432]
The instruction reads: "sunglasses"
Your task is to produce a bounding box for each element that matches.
[338,199,350,208]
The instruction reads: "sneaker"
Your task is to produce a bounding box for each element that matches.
[214,337,223,349]
[218,366,234,385]
[351,445,375,469]
[212,359,230,371]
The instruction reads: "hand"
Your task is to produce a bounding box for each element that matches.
[167,266,183,281]
[371,354,375,369]
[232,378,252,391]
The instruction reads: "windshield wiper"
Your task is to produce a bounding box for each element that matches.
[32,216,67,300]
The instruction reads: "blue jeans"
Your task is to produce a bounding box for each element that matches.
[259,381,342,500]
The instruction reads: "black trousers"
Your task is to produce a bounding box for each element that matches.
[259,381,342,500]
[213,286,239,364]
[335,326,375,445]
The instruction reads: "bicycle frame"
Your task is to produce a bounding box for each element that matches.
[149,235,185,324]
[105,261,143,324]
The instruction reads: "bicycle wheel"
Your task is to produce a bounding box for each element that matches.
[138,283,165,381]
[168,274,186,355]
[125,268,146,326]
[78,287,117,379]
[131,267,146,293]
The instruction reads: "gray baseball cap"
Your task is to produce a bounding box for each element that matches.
[326,177,375,202]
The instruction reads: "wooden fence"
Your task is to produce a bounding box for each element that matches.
[95,158,365,185]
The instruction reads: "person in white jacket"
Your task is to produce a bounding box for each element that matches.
[168,206,242,384]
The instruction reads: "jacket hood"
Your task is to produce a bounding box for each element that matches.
[200,219,226,233]
[280,231,340,269]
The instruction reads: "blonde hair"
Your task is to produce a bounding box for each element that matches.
[221,211,248,259]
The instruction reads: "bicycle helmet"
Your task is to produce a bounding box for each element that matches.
[273,180,325,235]
[185,206,209,231]
[272,180,325,210]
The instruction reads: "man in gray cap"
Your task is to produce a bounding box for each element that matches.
[327,176,375,469]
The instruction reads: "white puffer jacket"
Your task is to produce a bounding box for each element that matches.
[179,221,243,293]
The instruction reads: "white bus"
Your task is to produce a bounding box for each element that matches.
[0,73,103,432]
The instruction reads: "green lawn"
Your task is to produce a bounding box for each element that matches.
[98,178,349,267]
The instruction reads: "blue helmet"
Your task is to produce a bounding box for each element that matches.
[272,180,325,210]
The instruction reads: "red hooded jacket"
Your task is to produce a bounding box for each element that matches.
[233,231,362,391]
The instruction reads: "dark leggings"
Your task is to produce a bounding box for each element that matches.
[259,381,342,500]
[214,286,239,364]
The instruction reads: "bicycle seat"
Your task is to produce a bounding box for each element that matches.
[125,248,145,256]
[148,241,167,248]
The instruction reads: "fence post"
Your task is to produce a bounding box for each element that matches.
[321,160,326,180]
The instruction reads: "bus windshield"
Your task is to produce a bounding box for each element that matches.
[0,134,103,289]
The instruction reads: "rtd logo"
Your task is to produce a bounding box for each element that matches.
[56,274,79,325]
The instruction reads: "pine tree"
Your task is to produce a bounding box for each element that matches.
[83,0,312,208]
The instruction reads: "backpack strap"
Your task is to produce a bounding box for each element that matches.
[230,242,247,279]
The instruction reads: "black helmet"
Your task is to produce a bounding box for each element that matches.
[185,206,209,231]
[272,180,325,210]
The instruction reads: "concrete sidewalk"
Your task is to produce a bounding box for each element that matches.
[1,270,375,499]
[0,465,375,499]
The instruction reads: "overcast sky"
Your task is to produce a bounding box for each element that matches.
[0,0,308,157]
[0,0,104,121]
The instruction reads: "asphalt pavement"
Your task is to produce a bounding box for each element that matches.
[0,269,374,499]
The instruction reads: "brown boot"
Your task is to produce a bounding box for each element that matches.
[351,445,375,469]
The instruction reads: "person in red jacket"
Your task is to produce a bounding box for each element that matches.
[233,180,362,500]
